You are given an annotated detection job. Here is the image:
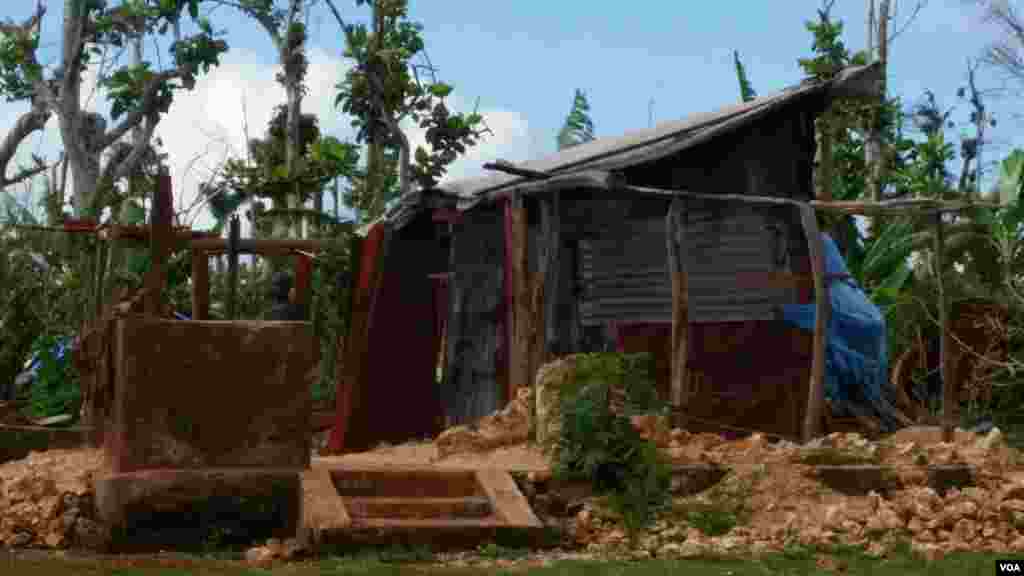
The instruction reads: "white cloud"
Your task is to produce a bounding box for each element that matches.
[2,43,534,230]
[0,63,102,216]
[403,93,535,184]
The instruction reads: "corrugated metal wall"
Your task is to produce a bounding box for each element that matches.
[577,201,800,326]
[578,216,670,325]
[686,202,798,321]
[442,208,504,425]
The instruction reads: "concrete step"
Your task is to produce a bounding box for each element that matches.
[304,465,544,550]
[345,496,493,519]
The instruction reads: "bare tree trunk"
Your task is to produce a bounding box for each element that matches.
[332,176,340,222]
[815,116,834,202]
[285,79,302,239]
[866,0,889,203]
[314,178,324,236]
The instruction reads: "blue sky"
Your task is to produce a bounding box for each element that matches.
[0,1,1017,229]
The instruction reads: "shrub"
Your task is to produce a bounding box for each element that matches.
[27,333,81,421]
[553,352,671,535]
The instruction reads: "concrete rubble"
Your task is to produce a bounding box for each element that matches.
[4,352,1024,562]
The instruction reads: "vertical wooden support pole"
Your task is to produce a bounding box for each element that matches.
[191,249,210,320]
[365,223,392,334]
[666,196,690,423]
[103,226,124,313]
[294,252,313,310]
[510,191,531,404]
[543,191,562,359]
[227,215,240,320]
[444,224,460,430]
[529,195,556,443]
[502,198,515,405]
[93,237,109,317]
[145,170,173,316]
[935,211,954,443]
[328,231,369,454]
[800,204,830,443]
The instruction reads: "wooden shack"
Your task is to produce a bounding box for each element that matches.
[329,64,882,452]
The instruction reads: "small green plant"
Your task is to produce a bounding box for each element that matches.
[553,353,671,536]
[670,471,755,537]
[682,503,739,537]
[476,543,528,560]
[26,333,81,421]
[370,544,434,564]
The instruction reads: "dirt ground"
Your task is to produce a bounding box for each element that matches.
[313,442,549,472]
[3,383,1024,562]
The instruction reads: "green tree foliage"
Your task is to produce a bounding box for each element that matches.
[0,0,228,217]
[202,105,360,237]
[327,0,489,222]
[217,0,312,239]
[556,89,596,151]
[733,51,757,103]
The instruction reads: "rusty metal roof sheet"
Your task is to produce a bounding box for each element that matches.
[378,63,880,231]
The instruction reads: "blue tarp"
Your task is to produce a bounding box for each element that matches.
[780,233,904,432]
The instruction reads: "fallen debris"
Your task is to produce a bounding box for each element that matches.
[0,449,103,549]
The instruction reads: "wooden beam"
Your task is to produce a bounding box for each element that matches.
[617,186,994,216]
[528,196,557,444]
[483,160,552,180]
[144,171,174,316]
[191,249,210,320]
[226,216,240,321]
[665,196,690,420]
[294,252,313,311]
[190,237,335,254]
[510,192,531,405]
[543,191,561,358]
[502,198,515,406]
[98,225,218,245]
[935,212,954,443]
[810,199,997,216]
[800,205,830,443]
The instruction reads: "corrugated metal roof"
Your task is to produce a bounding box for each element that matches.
[376,63,880,231]
[440,64,879,203]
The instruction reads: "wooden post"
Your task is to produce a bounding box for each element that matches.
[328,231,368,454]
[103,226,125,310]
[145,170,173,316]
[510,191,531,404]
[93,235,109,317]
[935,212,954,443]
[666,196,690,423]
[226,215,240,320]
[543,191,562,358]
[294,252,313,310]
[191,249,210,320]
[502,198,515,405]
[528,196,556,443]
[800,205,830,443]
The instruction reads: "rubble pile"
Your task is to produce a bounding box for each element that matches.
[4,350,1024,564]
[434,387,533,458]
[0,449,104,549]
[559,426,1024,560]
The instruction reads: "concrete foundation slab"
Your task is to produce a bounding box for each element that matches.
[94,468,301,552]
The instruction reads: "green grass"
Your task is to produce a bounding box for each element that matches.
[1,548,1013,576]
